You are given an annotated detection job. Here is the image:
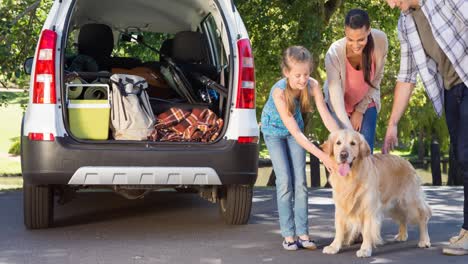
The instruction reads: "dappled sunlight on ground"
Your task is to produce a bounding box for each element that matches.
[0,186,465,263]
[250,186,464,248]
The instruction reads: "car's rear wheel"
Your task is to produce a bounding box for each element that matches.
[218,184,253,225]
[23,182,54,229]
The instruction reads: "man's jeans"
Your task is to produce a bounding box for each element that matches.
[444,82,468,230]
[264,134,308,238]
[361,106,378,153]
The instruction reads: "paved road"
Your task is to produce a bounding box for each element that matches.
[0,187,466,264]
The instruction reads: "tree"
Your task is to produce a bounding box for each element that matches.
[236,0,343,141]
[238,0,448,152]
[0,0,450,153]
[0,0,52,90]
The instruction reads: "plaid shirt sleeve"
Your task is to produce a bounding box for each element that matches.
[447,0,468,26]
[396,16,418,84]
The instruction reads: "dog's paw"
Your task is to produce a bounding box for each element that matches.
[418,240,431,248]
[323,245,339,255]
[394,232,408,242]
[356,248,372,258]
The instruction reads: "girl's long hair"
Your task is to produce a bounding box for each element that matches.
[281,46,313,115]
[345,9,375,88]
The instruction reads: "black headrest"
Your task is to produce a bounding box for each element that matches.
[160,38,173,58]
[78,23,114,59]
[172,31,208,63]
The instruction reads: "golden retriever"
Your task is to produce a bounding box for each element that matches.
[321,129,431,257]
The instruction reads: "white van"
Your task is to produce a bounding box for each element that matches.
[22,0,259,229]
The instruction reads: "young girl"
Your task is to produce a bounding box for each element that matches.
[261,46,339,250]
[324,9,388,152]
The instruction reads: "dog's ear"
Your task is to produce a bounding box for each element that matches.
[358,133,371,158]
[321,132,336,156]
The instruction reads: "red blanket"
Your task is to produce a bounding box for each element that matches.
[149,107,223,142]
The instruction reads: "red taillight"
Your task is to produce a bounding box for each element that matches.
[236,38,255,109]
[237,136,258,144]
[28,133,55,141]
[33,29,57,104]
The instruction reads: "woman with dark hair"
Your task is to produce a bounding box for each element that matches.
[323,9,388,152]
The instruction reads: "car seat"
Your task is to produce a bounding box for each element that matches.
[171,31,218,80]
[170,31,224,110]
[76,23,142,71]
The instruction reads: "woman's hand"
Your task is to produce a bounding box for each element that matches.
[350,111,364,132]
[321,155,338,174]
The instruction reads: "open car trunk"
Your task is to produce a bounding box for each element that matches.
[61,0,232,143]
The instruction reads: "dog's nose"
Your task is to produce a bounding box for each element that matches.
[340,151,348,161]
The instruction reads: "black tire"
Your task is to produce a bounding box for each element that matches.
[23,182,54,229]
[218,184,253,225]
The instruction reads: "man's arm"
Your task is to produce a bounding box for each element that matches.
[382,81,415,154]
[446,0,468,27]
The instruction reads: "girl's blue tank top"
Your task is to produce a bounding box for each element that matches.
[260,78,304,136]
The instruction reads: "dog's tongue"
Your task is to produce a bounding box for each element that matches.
[338,163,350,176]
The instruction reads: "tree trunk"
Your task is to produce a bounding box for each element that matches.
[417,129,425,162]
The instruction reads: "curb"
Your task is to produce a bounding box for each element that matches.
[0,88,26,92]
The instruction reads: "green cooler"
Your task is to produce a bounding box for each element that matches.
[67,83,110,140]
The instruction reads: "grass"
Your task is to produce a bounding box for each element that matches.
[0,176,23,190]
[0,158,21,176]
[0,102,24,153]
[0,91,25,178]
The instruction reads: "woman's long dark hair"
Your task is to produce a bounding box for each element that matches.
[345,9,375,88]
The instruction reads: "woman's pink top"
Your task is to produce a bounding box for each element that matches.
[344,58,376,115]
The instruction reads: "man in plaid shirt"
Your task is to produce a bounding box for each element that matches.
[381,0,468,256]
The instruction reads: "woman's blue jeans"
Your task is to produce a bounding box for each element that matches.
[264,134,308,238]
[360,106,377,153]
[328,105,377,153]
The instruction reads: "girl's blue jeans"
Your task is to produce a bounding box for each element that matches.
[264,134,308,238]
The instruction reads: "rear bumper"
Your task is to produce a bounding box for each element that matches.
[21,136,258,186]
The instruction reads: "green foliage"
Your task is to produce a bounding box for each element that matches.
[0,0,451,153]
[0,90,29,107]
[114,32,171,62]
[237,0,343,142]
[8,137,20,155]
[0,100,24,154]
[239,0,449,153]
[0,0,53,108]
